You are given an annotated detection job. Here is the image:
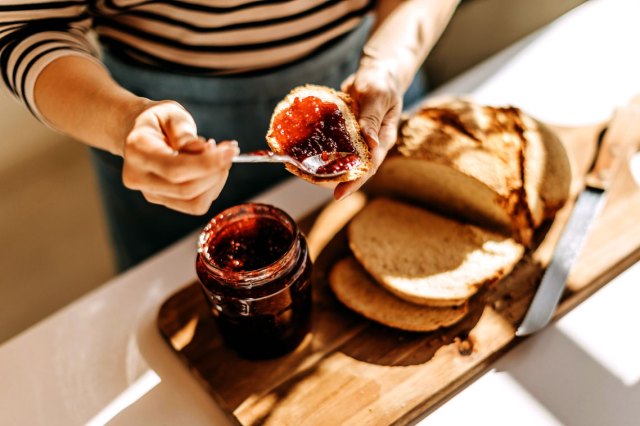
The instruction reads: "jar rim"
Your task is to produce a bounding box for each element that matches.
[197,203,300,287]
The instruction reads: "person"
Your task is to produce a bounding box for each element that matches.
[0,0,459,271]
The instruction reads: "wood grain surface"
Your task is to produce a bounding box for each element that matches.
[157,122,640,426]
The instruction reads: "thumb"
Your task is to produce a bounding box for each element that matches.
[357,100,385,149]
[159,102,198,150]
[341,74,355,93]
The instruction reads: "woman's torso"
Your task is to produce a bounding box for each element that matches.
[91,0,374,74]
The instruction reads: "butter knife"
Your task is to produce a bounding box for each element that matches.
[516,104,640,336]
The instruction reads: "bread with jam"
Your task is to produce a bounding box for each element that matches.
[266,84,371,183]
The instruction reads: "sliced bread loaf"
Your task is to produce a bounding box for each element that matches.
[266,84,371,183]
[348,198,524,307]
[366,98,571,245]
[329,257,469,332]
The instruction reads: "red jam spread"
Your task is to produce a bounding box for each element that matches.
[207,216,292,272]
[270,96,357,163]
[196,204,312,359]
[316,153,361,175]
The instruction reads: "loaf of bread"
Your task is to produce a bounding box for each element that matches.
[325,98,570,329]
[348,198,524,307]
[266,84,371,183]
[366,98,571,245]
[329,257,469,332]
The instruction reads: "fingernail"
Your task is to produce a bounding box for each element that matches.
[229,142,241,155]
[223,143,240,159]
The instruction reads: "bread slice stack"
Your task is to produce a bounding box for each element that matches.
[330,257,470,332]
[266,85,371,183]
[329,98,571,332]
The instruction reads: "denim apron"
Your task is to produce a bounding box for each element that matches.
[91,15,427,271]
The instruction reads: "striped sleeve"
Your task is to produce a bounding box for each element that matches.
[0,1,104,122]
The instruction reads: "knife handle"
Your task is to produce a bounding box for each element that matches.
[584,105,640,190]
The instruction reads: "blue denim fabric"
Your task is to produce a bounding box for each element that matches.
[91,15,427,271]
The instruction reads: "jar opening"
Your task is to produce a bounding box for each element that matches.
[198,204,299,287]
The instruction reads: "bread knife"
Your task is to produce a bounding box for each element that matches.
[516,104,640,336]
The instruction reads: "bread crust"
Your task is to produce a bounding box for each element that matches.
[266,84,371,183]
[348,198,524,308]
[329,257,469,332]
[367,97,571,245]
[329,98,570,319]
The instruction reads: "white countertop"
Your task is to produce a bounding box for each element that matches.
[2,1,640,424]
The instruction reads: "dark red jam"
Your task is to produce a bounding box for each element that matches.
[207,216,291,272]
[196,204,312,359]
[270,96,357,163]
[316,153,361,175]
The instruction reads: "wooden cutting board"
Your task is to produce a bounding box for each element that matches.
[157,123,640,426]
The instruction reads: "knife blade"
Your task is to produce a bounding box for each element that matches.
[516,104,640,336]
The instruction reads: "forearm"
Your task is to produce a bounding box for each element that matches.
[34,56,149,156]
[364,0,460,92]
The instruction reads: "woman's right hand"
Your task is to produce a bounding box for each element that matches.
[121,100,239,215]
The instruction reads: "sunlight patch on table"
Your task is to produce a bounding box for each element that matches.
[85,370,161,426]
[557,262,640,387]
[423,370,562,426]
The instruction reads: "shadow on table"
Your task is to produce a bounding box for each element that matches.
[494,325,640,426]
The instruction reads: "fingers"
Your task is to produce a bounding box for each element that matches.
[123,160,226,200]
[357,98,385,150]
[122,100,240,214]
[152,101,198,150]
[333,107,401,201]
[180,137,212,154]
[341,73,355,92]
[335,66,405,202]
[333,135,387,200]
[344,68,402,150]
[125,100,236,183]
[124,142,237,215]
[334,178,362,201]
[142,182,228,216]
[125,138,236,183]
[348,83,386,150]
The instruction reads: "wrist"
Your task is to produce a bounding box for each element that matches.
[111,94,152,157]
[357,51,410,94]
[34,55,153,156]
[359,46,417,94]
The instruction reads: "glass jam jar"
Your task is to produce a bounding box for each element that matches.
[196,203,312,359]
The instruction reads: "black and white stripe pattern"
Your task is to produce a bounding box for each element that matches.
[0,0,373,119]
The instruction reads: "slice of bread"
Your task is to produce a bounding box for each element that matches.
[266,84,371,183]
[348,198,524,307]
[366,98,571,245]
[329,257,469,332]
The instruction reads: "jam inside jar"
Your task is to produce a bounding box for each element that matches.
[196,203,312,359]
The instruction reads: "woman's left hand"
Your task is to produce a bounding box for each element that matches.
[334,63,403,200]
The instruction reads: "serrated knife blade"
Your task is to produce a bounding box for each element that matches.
[515,187,605,336]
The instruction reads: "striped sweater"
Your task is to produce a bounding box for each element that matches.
[0,0,373,117]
